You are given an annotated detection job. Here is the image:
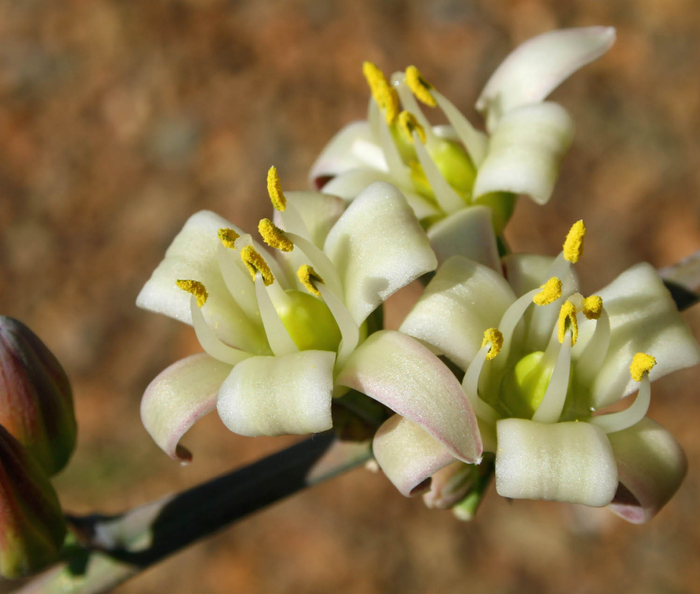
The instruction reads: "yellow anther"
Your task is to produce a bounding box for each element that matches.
[258,218,294,252]
[533,277,562,306]
[405,65,436,107]
[362,61,399,125]
[267,166,286,212]
[297,265,324,298]
[398,111,426,144]
[218,228,240,249]
[582,295,603,320]
[481,328,504,360]
[240,245,274,286]
[630,353,656,382]
[176,279,208,308]
[563,220,586,263]
[557,300,579,345]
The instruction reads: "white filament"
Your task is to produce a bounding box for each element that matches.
[413,132,465,214]
[461,344,499,423]
[254,276,298,357]
[392,74,437,145]
[589,376,651,434]
[369,100,412,186]
[493,287,541,369]
[316,282,360,368]
[532,331,572,423]
[432,90,488,166]
[284,232,344,299]
[217,244,260,321]
[575,309,611,385]
[189,296,254,365]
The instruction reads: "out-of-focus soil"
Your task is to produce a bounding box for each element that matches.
[2,1,700,593]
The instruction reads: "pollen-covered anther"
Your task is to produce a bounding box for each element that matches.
[176,279,208,308]
[267,166,286,211]
[217,228,240,249]
[405,65,436,107]
[563,220,586,263]
[398,111,426,144]
[258,218,294,252]
[481,328,504,360]
[582,295,603,320]
[297,264,325,298]
[240,246,274,286]
[630,352,656,382]
[362,61,399,125]
[533,277,563,306]
[557,300,579,345]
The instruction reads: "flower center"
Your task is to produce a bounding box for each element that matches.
[276,290,342,352]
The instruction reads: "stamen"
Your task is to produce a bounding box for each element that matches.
[398,111,427,144]
[630,352,656,382]
[369,100,412,186]
[405,65,436,107]
[176,280,208,308]
[575,309,610,386]
[481,328,503,361]
[216,244,260,321]
[315,282,360,368]
[462,345,500,423]
[563,220,586,263]
[582,295,603,320]
[284,232,344,298]
[254,275,298,357]
[431,89,488,166]
[362,61,399,125]
[297,264,324,298]
[240,246,274,286]
[533,277,563,306]
[493,287,544,368]
[531,336,571,424]
[557,301,578,345]
[259,218,294,252]
[267,166,287,211]
[188,296,253,365]
[218,228,240,249]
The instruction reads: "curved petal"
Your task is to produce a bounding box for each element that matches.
[373,415,455,497]
[473,102,575,205]
[136,210,268,353]
[140,353,233,462]
[274,191,346,249]
[216,350,335,436]
[337,330,482,463]
[324,182,437,325]
[495,418,618,507]
[400,256,516,370]
[309,121,386,188]
[607,418,687,524]
[426,206,501,271]
[476,26,616,131]
[592,263,700,408]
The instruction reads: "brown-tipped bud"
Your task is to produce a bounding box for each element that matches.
[0,425,66,578]
[0,317,77,476]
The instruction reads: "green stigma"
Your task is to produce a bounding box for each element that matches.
[276,290,342,352]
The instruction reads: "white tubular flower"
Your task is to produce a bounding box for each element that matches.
[309,27,615,265]
[376,220,699,520]
[137,172,447,462]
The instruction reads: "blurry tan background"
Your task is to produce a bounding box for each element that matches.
[3,0,700,592]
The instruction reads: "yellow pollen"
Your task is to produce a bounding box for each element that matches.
[297,265,325,298]
[176,279,208,308]
[557,300,579,345]
[533,277,562,306]
[405,65,436,107]
[481,328,504,361]
[240,245,274,286]
[362,61,400,125]
[218,228,240,249]
[563,220,586,263]
[582,295,603,320]
[398,111,426,144]
[267,166,286,212]
[258,218,294,252]
[630,353,656,382]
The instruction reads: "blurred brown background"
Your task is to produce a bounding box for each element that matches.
[2,0,700,592]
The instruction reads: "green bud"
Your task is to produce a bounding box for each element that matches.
[0,317,77,476]
[0,425,66,579]
[278,291,342,352]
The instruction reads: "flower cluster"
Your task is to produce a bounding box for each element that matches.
[139,27,699,524]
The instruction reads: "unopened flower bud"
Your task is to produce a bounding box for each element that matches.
[0,425,66,579]
[0,317,77,476]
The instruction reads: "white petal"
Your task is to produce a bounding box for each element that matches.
[309,121,386,188]
[336,330,482,463]
[495,418,618,507]
[592,263,700,408]
[140,353,233,462]
[400,256,516,370]
[136,211,267,353]
[607,418,687,524]
[503,254,556,297]
[427,206,501,271]
[324,181,437,325]
[476,27,616,131]
[216,350,335,436]
[274,191,346,249]
[373,415,456,497]
[473,102,575,205]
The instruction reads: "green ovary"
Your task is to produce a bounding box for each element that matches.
[500,351,552,419]
[277,290,342,352]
